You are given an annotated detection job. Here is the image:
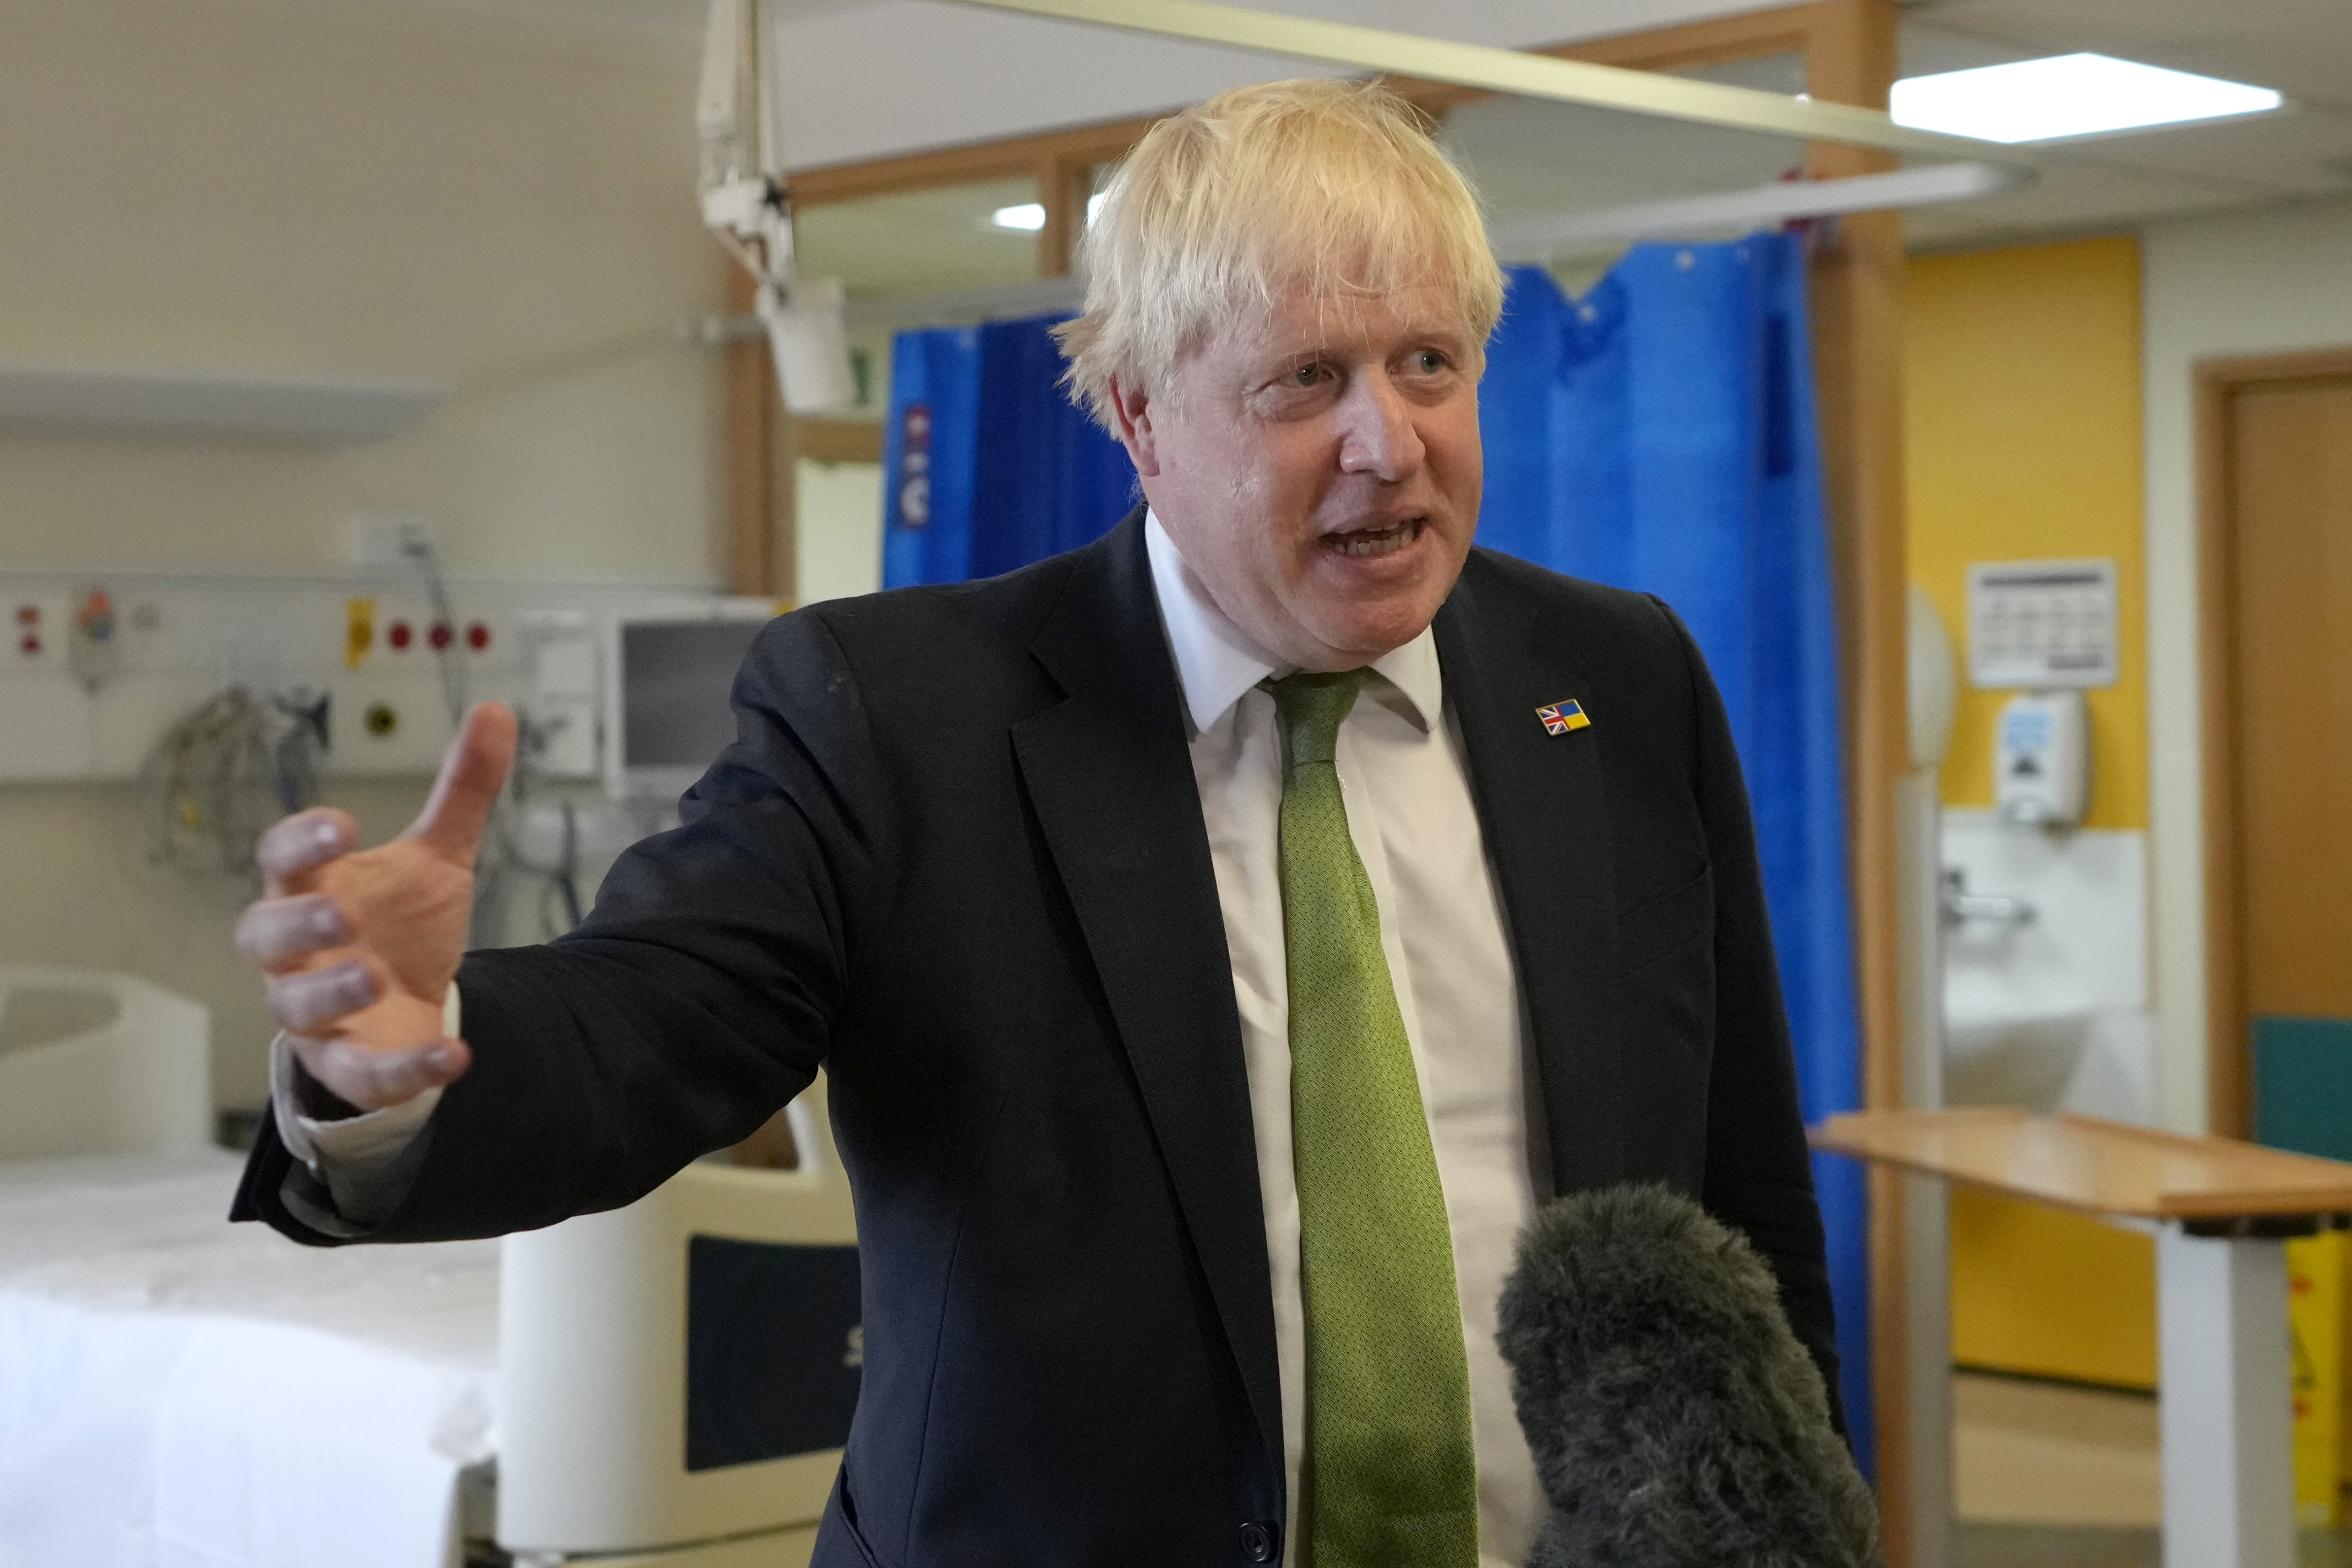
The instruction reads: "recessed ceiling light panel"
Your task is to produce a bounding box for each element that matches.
[1891,53,2283,144]
[990,194,1111,233]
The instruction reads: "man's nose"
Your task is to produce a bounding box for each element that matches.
[1335,369,1426,483]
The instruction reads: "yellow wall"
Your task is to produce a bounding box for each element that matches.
[1905,235,2148,829]
[1905,235,2157,1387]
[1947,1189,2156,1387]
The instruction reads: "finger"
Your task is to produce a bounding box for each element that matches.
[403,702,517,866]
[235,895,353,972]
[267,957,385,1036]
[291,1034,471,1112]
[257,808,358,897]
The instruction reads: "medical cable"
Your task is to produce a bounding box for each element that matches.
[139,685,329,883]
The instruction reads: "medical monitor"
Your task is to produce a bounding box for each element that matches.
[605,607,775,803]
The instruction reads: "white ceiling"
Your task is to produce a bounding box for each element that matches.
[1894,0,2352,248]
[753,0,2352,259]
[322,0,2352,271]
[1904,0,2352,108]
[762,0,1774,169]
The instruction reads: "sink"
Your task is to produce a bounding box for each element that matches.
[1942,1005,2158,1123]
[1945,1008,2093,1112]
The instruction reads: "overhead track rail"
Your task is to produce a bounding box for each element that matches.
[1490,161,2032,260]
[821,166,2031,330]
[932,0,2038,167]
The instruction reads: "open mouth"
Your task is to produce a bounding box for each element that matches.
[1326,516,1425,559]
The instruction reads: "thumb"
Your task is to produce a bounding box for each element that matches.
[403,701,517,864]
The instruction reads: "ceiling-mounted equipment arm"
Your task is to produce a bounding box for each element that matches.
[698,0,856,414]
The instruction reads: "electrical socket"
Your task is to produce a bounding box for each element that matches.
[346,511,440,567]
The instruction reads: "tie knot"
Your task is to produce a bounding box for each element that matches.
[1265,668,1371,772]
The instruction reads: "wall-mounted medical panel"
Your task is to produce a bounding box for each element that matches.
[0,568,774,785]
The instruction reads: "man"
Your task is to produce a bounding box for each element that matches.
[233,79,1837,1568]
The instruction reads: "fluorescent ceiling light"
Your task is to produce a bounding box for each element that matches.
[1488,162,2032,261]
[1891,53,2282,144]
[989,193,1111,233]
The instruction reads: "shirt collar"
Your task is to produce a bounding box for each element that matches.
[1144,509,1443,737]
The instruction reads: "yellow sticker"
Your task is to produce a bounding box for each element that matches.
[345,596,375,670]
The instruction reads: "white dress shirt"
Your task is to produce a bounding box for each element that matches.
[1144,515,1541,1566]
[276,515,1545,1559]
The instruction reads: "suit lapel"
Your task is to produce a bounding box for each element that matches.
[1434,565,1627,1193]
[1009,511,1286,1491]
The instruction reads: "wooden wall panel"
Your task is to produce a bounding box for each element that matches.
[722,260,786,598]
[1799,0,1913,1552]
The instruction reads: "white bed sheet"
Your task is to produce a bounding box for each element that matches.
[0,1151,497,1568]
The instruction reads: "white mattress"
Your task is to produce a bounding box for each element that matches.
[0,1150,498,1568]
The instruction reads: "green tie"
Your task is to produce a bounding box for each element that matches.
[1267,670,1479,1568]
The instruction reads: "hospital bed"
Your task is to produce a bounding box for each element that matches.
[0,967,856,1568]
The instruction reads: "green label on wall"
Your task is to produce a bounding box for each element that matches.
[2254,1015,2352,1163]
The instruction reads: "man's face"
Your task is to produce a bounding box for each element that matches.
[1110,281,1483,672]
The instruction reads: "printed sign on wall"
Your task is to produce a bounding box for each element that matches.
[1966,558,2118,688]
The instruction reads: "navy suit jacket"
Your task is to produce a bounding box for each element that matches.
[235,509,1837,1567]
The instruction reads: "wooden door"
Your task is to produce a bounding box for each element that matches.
[2207,351,2352,1140]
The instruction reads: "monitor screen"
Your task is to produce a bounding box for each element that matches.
[616,617,770,791]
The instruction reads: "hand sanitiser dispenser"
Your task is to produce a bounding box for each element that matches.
[1994,689,2089,827]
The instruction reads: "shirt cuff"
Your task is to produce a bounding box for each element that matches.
[267,985,457,1226]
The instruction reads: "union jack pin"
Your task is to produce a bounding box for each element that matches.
[1536,699,1590,735]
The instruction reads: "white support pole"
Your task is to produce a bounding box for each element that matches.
[1900,1173,1953,1568]
[1892,767,1953,1568]
[2157,1225,2294,1568]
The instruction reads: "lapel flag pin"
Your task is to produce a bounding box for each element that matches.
[1536,699,1590,736]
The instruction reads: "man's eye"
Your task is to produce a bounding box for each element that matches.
[1411,350,1448,373]
[1288,364,1322,387]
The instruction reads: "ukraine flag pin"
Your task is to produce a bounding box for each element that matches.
[1536,699,1589,736]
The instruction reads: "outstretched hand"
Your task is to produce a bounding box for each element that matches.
[234,702,516,1110]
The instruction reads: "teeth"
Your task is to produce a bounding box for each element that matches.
[1331,518,1422,558]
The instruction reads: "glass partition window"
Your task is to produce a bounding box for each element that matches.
[793,176,1043,301]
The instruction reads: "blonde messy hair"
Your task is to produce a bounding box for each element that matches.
[1054,78,1504,430]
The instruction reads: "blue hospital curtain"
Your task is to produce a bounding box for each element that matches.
[1478,235,1872,1474]
[881,313,1133,588]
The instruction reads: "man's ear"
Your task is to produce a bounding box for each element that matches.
[1107,376,1162,478]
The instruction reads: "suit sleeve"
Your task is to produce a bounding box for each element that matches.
[233,608,889,1245]
[1653,599,1845,1430]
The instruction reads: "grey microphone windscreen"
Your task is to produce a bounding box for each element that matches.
[1496,1184,1881,1568]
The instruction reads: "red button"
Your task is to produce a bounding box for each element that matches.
[388,621,412,650]
[466,621,490,651]
[19,634,39,655]
[428,621,452,651]
[14,605,35,625]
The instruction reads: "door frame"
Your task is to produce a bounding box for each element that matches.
[2194,344,2352,1136]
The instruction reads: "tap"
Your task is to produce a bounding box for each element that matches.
[1942,867,2035,929]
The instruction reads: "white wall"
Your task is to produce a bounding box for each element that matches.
[0,0,723,578]
[772,0,1768,169]
[795,459,885,604]
[2141,194,2352,1133]
[0,0,728,1109]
